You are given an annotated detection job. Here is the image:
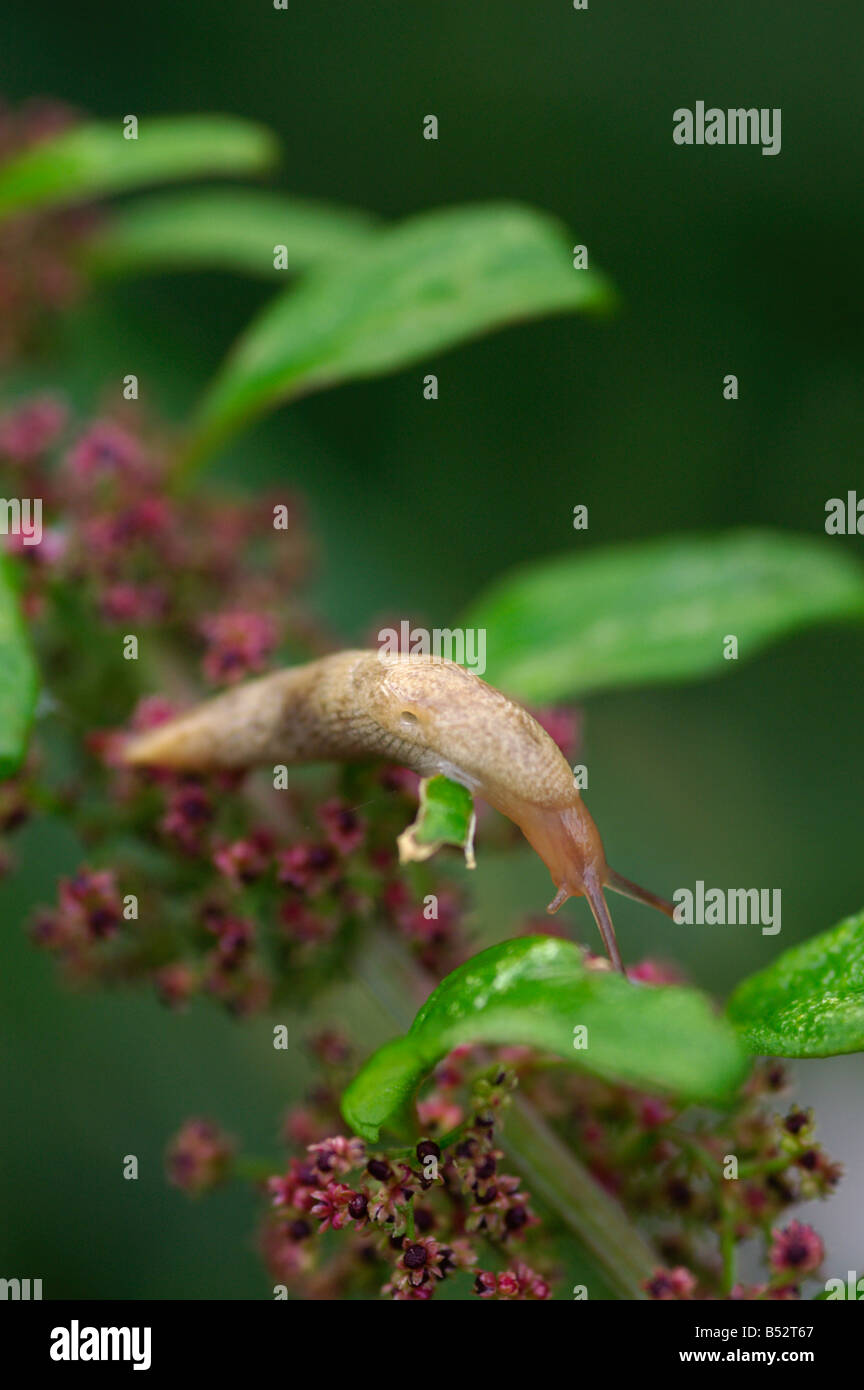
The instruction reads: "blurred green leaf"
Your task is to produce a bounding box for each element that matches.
[342,935,748,1141]
[184,202,614,467]
[0,556,38,777]
[0,117,278,222]
[397,774,476,867]
[728,910,864,1057]
[88,187,375,277]
[464,530,864,702]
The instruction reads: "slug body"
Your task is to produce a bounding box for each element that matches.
[123,650,674,970]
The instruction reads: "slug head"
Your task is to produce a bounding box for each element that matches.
[513,798,676,974]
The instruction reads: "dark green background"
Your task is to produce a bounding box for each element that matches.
[1,1,862,1296]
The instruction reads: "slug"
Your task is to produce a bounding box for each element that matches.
[123,650,674,971]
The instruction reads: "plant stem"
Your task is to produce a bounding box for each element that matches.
[502,1097,655,1298]
[719,1202,738,1295]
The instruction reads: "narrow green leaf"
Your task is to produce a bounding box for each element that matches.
[0,117,278,223]
[464,530,864,702]
[0,556,38,776]
[397,774,476,867]
[342,936,748,1141]
[728,910,864,1058]
[87,188,375,278]
[184,202,615,466]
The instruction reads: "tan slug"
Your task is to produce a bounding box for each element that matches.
[123,650,674,971]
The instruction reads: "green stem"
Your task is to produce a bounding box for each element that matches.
[503,1097,655,1299]
[719,1202,737,1295]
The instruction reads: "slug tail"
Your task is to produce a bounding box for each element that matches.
[605,868,676,921]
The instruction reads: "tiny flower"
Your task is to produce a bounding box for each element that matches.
[783,1106,812,1139]
[399,1237,446,1288]
[199,609,278,685]
[279,898,333,943]
[310,1182,356,1232]
[627,959,684,986]
[161,783,213,854]
[638,1097,674,1129]
[259,1217,315,1284]
[474,1262,550,1300]
[645,1267,697,1300]
[166,1119,234,1195]
[0,394,66,460]
[795,1148,843,1192]
[266,1160,318,1214]
[307,1136,366,1178]
[154,963,198,1008]
[99,582,167,624]
[417,1095,462,1134]
[415,1139,441,1164]
[213,830,274,883]
[317,798,365,854]
[132,695,179,732]
[57,867,123,940]
[206,914,255,969]
[64,421,150,487]
[276,843,337,895]
[769,1221,823,1277]
[367,1163,416,1225]
[307,1030,352,1067]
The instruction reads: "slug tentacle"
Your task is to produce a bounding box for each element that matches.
[123,649,674,971]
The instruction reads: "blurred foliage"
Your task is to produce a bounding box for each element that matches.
[185,203,613,466]
[0,115,277,220]
[465,530,864,701]
[88,188,376,278]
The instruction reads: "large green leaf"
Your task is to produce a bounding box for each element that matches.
[87,188,375,277]
[463,530,864,702]
[341,935,748,1141]
[728,911,864,1057]
[0,117,277,222]
[184,202,614,465]
[0,556,38,776]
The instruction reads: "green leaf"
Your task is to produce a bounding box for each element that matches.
[0,117,278,223]
[87,188,375,278]
[463,530,864,702]
[0,557,38,776]
[397,774,476,867]
[728,910,864,1057]
[184,202,615,465]
[342,936,748,1141]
